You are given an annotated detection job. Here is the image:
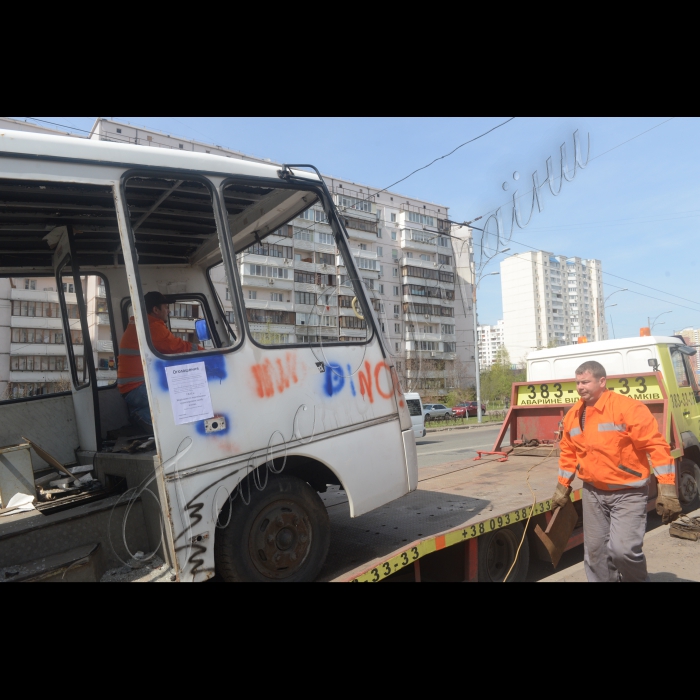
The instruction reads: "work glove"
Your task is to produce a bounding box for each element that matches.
[551,482,572,509]
[656,483,683,524]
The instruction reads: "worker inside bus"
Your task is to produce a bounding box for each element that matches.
[118,291,203,433]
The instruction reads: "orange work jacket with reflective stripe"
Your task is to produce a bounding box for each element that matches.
[558,389,675,491]
[118,315,201,394]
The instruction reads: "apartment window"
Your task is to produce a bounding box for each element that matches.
[337,194,372,212]
[443,342,456,352]
[247,264,290,279]
[393,288,399,297]
[394,304,400,314]
[379,266,384,277]
[179,144,184,149]
[319,293,337,306]
[405,252,413,258]
[377,246,383,257]
[248,242,293,259]
[394,323,401,333]
[438,254,452,265]
[295,291,317,306]
[356,258,378,271]
[395,343,399,351]
[294,270,316,284]
[391,231,397,240]
[317,232,334,245]
[441,324,455,335]
[393,268,398,277]
[248,290,257,300]
[339,316,367,329]
[381,323,385,332]
[392,249,398,259]
[271,293,283,302]
[246,309,294,325]
[359,244,367,251]
[316,252,335,266]
[225,287,231,300]
[419,254,431,262]
[170,303,200,319]
[116,128,122,134]
[437,237,450,247]
[293,228,313,242]
[62,283,75,293]
[377,229,382,238]
[407,212,435,226]
[25,279,37,290]
[378,284,384,294]
[391,213,397,223]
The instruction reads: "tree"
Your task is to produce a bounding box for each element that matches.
[479,347,525,405]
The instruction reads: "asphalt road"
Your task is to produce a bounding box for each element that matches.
[415,426,502,468]
[415,427,667,581]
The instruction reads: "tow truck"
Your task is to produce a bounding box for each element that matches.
[320,333,699,582]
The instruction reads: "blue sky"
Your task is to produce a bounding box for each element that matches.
[14,116,699,339]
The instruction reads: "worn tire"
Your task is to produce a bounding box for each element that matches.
[477,523,529,582]
[215,474,330,582]
[678,459,700,513]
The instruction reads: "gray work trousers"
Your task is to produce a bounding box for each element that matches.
[582,482,649,582]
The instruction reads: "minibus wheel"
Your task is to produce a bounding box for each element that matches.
[215,474,330,582]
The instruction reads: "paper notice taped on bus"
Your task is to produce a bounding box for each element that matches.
[164,361,214,425]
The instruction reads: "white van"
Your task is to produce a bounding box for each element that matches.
[404,393,426,439]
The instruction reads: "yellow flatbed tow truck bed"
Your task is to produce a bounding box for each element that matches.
[319,449,584,582]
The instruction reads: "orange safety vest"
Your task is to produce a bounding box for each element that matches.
[117,315,201,394]
[558,389,675,491]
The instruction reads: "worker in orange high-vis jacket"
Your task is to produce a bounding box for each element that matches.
[551,360,682,582]
[118,291,203,433]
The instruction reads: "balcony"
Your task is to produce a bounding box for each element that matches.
[11,343,83,356]
[96,339,114,353]
[241,275,294,290]
[97,285,106,298]
[10,288,70,303]
[400,228,438,254]
[97,313,110,325]
[246,299,293,311]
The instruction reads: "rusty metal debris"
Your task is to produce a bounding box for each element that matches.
[669,515,700,541]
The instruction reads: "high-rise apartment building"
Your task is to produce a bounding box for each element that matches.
[0,117,476,398]
[477,319,505,369]
[0,275,117,400]
[500,251,606,366]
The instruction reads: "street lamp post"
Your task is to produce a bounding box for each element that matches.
[649,311,672,333]
[471,247,510,424]
[599,289,627,340]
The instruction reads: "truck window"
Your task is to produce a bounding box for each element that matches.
[671,348,691,387]
[121,175,239,357]
[222,182,371,347]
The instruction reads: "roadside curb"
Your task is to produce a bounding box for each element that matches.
[426,421,504,434]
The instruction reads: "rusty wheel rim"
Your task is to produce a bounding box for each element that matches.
[484,529,518,582]
[679,468,698,505]
[249,499,313,579]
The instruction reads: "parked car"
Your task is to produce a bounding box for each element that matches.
[423,404,453,421]
[451,402,487,418]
